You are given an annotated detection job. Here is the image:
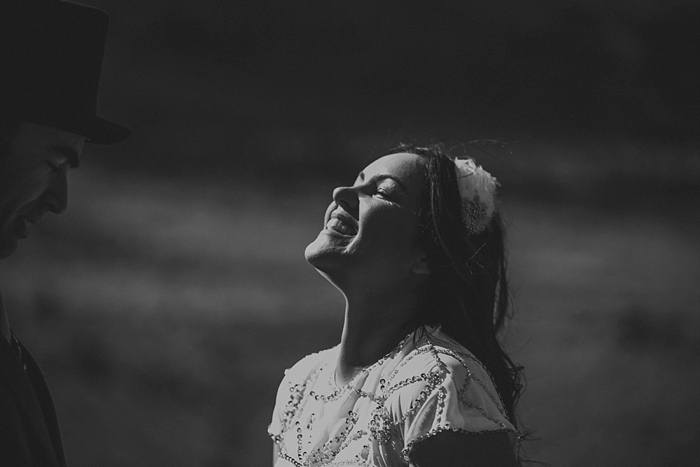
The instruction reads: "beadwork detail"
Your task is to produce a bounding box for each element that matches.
[269,326,517,466]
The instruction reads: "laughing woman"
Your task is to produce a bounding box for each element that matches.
[269,144,524,467]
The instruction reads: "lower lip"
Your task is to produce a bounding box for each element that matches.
[324,217,358,237]
[322,227,356,238]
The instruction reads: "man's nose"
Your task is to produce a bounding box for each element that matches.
[45,171,68,214]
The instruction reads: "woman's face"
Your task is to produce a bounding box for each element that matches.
[305,152,427,289]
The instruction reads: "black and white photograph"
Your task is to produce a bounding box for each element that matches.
[1,1,698,466]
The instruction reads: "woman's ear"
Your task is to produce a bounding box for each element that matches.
[411,252,431,275]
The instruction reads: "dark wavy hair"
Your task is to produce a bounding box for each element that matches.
[389,144,524,428]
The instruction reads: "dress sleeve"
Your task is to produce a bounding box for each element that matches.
[268,350,330,443]
[268,366,292,443]
[385,348,516,462]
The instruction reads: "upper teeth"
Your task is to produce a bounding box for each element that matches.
[327,217,354,235]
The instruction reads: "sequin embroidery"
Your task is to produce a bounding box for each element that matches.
[268,327,517,466]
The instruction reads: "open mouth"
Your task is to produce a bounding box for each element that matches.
[325,212,357,236]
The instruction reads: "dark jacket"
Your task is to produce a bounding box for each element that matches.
[0,333,66,467]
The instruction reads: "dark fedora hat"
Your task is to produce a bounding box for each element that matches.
[1,0,130,144]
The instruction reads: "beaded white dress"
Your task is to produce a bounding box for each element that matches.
[268,326,517,467]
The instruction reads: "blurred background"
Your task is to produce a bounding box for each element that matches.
[2,0,700,465]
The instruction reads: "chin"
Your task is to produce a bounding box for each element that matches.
[304,235,347,274]
[0,240,18,259]
[304,236,330,267]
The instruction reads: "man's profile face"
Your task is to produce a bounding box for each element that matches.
[0,122,84,259]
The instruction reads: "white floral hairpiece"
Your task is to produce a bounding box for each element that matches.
[453,158,498,234]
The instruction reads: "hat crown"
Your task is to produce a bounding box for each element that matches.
[1,0,130,144]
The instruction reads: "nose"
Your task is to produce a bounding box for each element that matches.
[45,170,68,214]
[332,185,359,214]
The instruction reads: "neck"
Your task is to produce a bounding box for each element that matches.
[335,287,419,386]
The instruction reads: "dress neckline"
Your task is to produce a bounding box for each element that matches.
[328,329,417,389]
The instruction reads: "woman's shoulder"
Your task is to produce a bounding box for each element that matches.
[282,346,337,385]
[384,327,514,432]
[390,328,489,383]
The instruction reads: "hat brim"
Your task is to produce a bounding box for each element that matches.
[27,114,132,145]
[80,116,132,145]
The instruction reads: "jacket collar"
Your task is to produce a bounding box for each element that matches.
[0,333,62,466]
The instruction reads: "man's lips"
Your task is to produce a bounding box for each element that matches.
[13,211,43,239]
[325,211,357,236]
[14,217,30,239]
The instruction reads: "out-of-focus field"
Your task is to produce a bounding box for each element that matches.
[2,160,700,467]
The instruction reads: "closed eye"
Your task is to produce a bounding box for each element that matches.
[46,161,62,173]
[376,188,394,201]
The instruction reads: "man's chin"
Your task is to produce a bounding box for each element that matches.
[0,238,19,260]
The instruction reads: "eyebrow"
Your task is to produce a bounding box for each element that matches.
[357,171,407,192]
[50,145,81,168]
